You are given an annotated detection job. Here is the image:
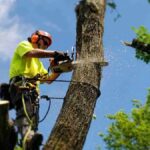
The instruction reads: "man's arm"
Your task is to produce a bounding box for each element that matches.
[40,73,60,84]
[24,49,65,58]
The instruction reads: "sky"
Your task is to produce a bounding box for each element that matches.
[0,0,150,150]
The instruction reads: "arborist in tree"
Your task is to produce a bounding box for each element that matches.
[9,30,70,150]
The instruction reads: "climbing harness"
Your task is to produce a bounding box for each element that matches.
[19,81,64,150]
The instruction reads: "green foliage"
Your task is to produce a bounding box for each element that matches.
[93,114,97,120]
[107,2,116,10]
[132,26,150,63]
[100,91,150,150]
[132,26,150,44]
[135,49,150,64]
[132,99,142,108]
[106,1,121,22]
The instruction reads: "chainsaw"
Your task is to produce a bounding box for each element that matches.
[49,47,108,73]
[49,47,75,73]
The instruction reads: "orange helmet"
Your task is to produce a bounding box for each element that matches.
[31,30,52,47]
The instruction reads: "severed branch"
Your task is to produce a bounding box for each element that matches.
[122,39,150,54]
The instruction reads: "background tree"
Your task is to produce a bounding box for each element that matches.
[99,90,150,150]
[124,26,150,63]
[44,0,107,149]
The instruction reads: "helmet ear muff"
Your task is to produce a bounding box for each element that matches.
[31,34,39,43]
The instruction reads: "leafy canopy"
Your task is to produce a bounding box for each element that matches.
[100,90,150,150]
[132,26,150,63]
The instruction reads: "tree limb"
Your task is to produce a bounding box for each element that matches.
[123,39,150,54]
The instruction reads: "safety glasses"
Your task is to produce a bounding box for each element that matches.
[42,38,50,47]
[43,39,49,47]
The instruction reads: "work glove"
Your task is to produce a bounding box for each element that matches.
[54,51,71,64]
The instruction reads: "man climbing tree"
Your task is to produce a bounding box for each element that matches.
[8,30,69,150]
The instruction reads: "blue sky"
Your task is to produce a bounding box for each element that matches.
[0,0,150,150]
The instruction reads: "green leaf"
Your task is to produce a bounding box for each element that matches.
[92,114,97,120]
[107,2,116,9]
[98,132,104,137]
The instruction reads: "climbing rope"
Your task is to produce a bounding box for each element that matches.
[22,94,33,150]
[39,95,64,123]
[39,96,51,123]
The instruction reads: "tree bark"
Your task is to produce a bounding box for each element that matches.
[44,0,106,149]
[0,101,10,150]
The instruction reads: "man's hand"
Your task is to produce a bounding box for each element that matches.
[54,51,71,63]
[49,58,55,66]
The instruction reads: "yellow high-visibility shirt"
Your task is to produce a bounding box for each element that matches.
[9,41,48,79]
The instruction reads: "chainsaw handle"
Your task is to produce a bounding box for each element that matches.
[53,51,71,65]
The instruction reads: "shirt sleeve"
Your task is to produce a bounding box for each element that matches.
[16,41,33,57]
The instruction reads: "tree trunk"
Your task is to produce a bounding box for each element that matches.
[0,101,10,150]
[44,0,106,149]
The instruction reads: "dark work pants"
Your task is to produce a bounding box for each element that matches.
[9,77,39,144]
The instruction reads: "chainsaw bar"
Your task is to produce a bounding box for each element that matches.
[50,59,108,73]
[50,60,73,73]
